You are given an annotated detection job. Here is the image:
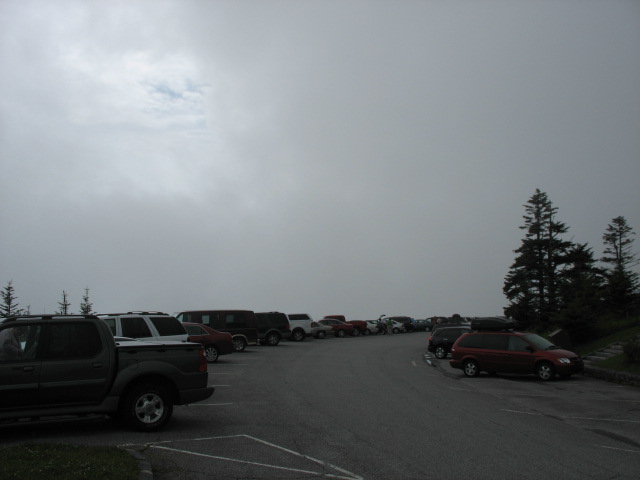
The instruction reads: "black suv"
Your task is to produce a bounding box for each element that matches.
[428,325,472,359]
[255,312,291,346]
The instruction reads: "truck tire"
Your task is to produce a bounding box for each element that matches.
[122,383,173,432]
[265,332,280,346]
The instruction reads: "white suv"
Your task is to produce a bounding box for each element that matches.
[99,311,189,342]
[287,313,329,341]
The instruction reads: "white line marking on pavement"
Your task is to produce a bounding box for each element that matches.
[145,434,364,480]
[501,409,542,416]
[566,416,640,424]
[502,409,640,424]
[596,445,640,454]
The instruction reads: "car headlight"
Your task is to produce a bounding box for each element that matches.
[558,358,571,364]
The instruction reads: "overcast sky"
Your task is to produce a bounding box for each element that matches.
[1,0,639,320]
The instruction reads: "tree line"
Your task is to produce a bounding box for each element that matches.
[2,188,638,346]
[0,283,95,316]
[504,189,639,343]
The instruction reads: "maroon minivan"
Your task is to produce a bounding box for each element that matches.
[449,331,583,381]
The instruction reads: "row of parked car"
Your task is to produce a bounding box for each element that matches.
[427,317,584,381]
[96,311,437,363]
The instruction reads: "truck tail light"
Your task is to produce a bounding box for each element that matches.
[198,348,208,372]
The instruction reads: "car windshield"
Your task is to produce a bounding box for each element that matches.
[524,334,559,350]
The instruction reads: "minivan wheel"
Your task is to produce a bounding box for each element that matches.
[291,329,305,342]
[434,346,447,359]
[233,337,247,352]
[536,362,555,381]
[265,332,280,346]
[463,359,479,377]
[204,346,220,362]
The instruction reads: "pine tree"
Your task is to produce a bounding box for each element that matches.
[504,189,573,330]
[601,216,639,315]
[57,290,72,315]
[79,287,94,315]
[554,243,604,342]
[1,280,23,317]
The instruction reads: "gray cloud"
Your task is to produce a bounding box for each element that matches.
[1,0,639,319]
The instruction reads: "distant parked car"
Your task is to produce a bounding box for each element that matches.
[364,320,380,335]
[176,310,258,352]
[287,313,332,340]
[183,322,234,362]
[317,318,355,338]
[428,325,472,359]
[412,319,433,332]
[255,311,292,346]
[99,312,189,342]
[323,315,369,336]
[382,316,414,332]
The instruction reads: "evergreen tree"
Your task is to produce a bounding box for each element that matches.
[1,280,23,317]
[504,190,573,330]
[554,243,604,342]
[79,287,94,315]
[57,290,71,315]
[601,216,639,315]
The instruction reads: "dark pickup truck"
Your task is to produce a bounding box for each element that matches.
[0,314,214,431]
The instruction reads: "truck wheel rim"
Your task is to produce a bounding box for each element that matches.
[135,393,164,424]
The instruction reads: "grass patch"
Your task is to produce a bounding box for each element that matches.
[574,323,640,356]
[0,443,139,480]
[596,354,640,375]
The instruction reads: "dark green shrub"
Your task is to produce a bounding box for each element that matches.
[623,336,640,364]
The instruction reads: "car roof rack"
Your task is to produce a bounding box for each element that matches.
[470,317,515,332]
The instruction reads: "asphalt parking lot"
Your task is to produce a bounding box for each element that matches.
[3,333,640,479]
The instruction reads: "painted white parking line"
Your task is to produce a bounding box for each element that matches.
[188,403,234,406]
[447,387,471,391]
[566,416,640,424]
[501,409,542,416]
[502,409,640,424]
[144,434,363,480]
[596,445,640,454]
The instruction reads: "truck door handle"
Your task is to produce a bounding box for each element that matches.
[92,362,103,368]
[15,366,35,372]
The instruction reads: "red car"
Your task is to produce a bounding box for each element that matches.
[317,318,355,338]
[450,330,583,380]
[183,322,234,362]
